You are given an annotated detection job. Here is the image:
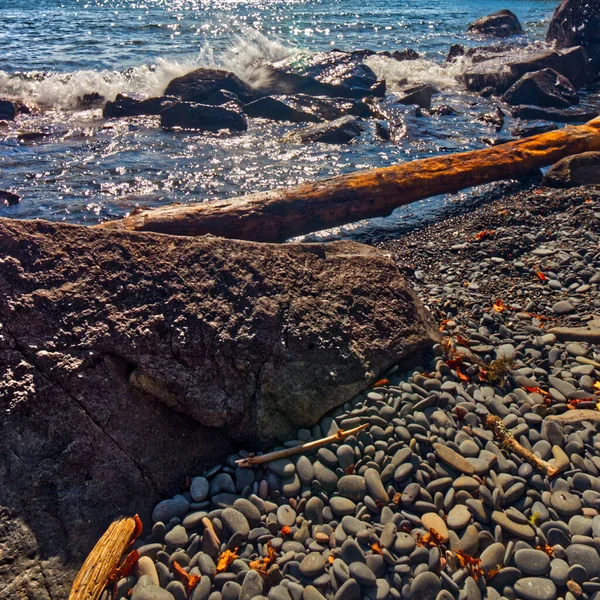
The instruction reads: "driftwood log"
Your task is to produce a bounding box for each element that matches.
[69,515,140,600]
[98,116,600,242]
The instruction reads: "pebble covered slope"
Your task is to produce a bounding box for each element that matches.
[112,185,600,600]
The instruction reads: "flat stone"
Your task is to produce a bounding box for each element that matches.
[480,542,505,574]
[552,301,576,315]
[491,511,535,540]
[349,562,376,586]
[433,443,475,474]
[240,569,264,600]
[551,490,582,517]
[514,577,557,600]
[514,549,551,575]
[300,552,328,578]
[164,525,188,548]
[447,505,471,529]
[269,458,296,477]
[190,477,210,502]
[152,496,190,523]
[296,456,314,485]
[330,497,356,516]
[337,475,367,502]
[409,572,441,600]
[421,513,449,542]
[333,579,361,600]
[566,543,600,577]
[277,505,297,527]
[221,508,250,538]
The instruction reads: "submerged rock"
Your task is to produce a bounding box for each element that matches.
[0,217,438,594]
[467,10,523,37]
[257,51,385,99]
[502,68,578,108]
[289,115,364,144]
[542,151,600,187]
[164,68,260,104]
[160,101,248,131]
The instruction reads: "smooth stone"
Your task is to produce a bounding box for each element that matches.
[421,513,449,542]
[551,490,582,517]
[296,456,314,485]
[364,468,389,504]
[348,562,376,586]
[277,505,297,527]
[269,459,296,477]
[164,525,188,548]
[514,577,556,600]
[190,477,210,502]
[313,461,338,493]
[305,497,325,524]
[337,475,367,502]
[300,553,327,578]
[152,496,190,523]
[514,549,551,576]
[549,558,569,586]
[566,543,600,577]
[569,515,593,536]
[447,505,471,529]
[480,543,505,574]
[433,443,475,474]
[410,572,442,600]
[221,508,250,538]
[491,511,535,540]
[329,497,356,516]
[132,581,176,600]
[333,578,361,600]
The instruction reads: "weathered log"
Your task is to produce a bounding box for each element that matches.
[98,117,600,242]
[69,515,140,600]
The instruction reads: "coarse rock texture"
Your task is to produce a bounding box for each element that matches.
[502,68,578,108]
[547,0,600,72]
[289,115,364,144]
[160,101,248,132]
[467,9,523,37]
[0,217,437,597]
[543,151,600,188]
[103,93,177,118]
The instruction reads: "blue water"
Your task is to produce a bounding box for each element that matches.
[0,0,585,239]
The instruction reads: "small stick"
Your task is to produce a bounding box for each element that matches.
[235,424,369,467]
[485,415,560,479]
[69,516,140,600]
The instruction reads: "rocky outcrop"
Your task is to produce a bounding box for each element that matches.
[242,94,372,123]
[160,102,248,131]
[547,0,600,72]
[467,10,523,37]
[288,115,364,144]
[257,51,386,99]
[0,217,438,597]
[502,69,578,108]
[103,93,177,118]
[542,151,600,187]
[164,68,260,104]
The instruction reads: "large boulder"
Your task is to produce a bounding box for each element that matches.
[288,115,364,144]
[542,151,600,187]
[103,93,177,118]
[164,68,260,104]
[257,51,386,99]
[502,68,578,108]
[0,218,438,596]
[242,94,372,123]
[160,101,248,131]
[467,10,523,37]
[547,0,600,72]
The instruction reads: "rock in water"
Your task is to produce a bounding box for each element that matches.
[510,105,598,122]
[468,10,523,37]
[103,93,177,118]
[290,115,364,144]
[257,51,385,99]
[164,68,260,104]
[543,151,600,187]
[0,217,438,594]
[396,84,438,110]
[502,69,578,108]
[160,102,248,132]
[0,99,16,121]
[547,0,600,72]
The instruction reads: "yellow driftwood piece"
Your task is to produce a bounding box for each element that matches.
[236,423,369,467]
[486,415,560,479]
[69,516,137,600]
[97,117,600,242]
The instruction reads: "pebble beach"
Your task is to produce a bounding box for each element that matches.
[110,183,600,600]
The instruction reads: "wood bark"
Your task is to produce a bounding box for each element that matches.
[69,516,138,600]
[97,117,600,242]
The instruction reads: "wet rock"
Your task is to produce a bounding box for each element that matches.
[502,69,578,108]
[467,10,523,37]
[164,68,260,104]
[396,84,438,110]
[103,93,177,118]
[510,105,597,122]
[290,115,363,144]
[0,190,21,206]
[513,577,557,600]
[542,152,600,187]
[510,122,558,138]
[0,99,16,121]
[160,102,248,132]
[258,51,385,99]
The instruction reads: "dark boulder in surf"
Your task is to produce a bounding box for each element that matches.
[289,115,364,144]
[547,0,600,72]
[242,94,372,123]
[467,10,523,37]
[396,84,439,110]
[502,68,578,108]
[0,99,16,121]
[160,101,248,132]
[164,68,260,104]
[103,93,178,118]
[510,105,598,123]
[257,51,385,99]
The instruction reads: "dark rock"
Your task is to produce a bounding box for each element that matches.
[477,107,505,131]
[242,94,372,123]
[510,105,597,122]
[160,102,248,132]
[467,10,523,37]
[0,190,21,206]
[547,0,600,72]
[542,151,600,187]
[0,99,16,121]
[390,49,420,62]
[291,115,363,144]
[78,92,105,107]
[502,68,578,108]
[103,93,177,118]
[510,122,558,138]
[396,84,438,110]
[164,68,259,104]
[257,51,385,99]
[0,217,438,593]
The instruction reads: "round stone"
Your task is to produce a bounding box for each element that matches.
[300,552,327,578]
[514,577,556,600]
[296,456,314,485]
[421,513,449,542]
[306,497,325,524]
[164,525,188,548]
[268,459,295,477]
[349,562,376,586]
[277,505,297,527]
[409,572,441,600]
[566,543,600,577]
[337,475,367,502]
[240,569,264,600]
[552,301,575,315]
[514,549,551,576]
[189,477,209,502]
[221,508,250,538]
[551,490,582,517]
[152,495,189,523]
[447,505,471,530]
[330,497,356,516]
[480,542,505,575]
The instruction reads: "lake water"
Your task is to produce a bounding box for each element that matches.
[0,0,590,240]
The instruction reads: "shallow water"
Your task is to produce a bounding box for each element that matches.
[0,0,594,241]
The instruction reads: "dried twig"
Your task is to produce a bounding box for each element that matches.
[69,515,141,600]
[486,415,559,479]
[235,424,369,467]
